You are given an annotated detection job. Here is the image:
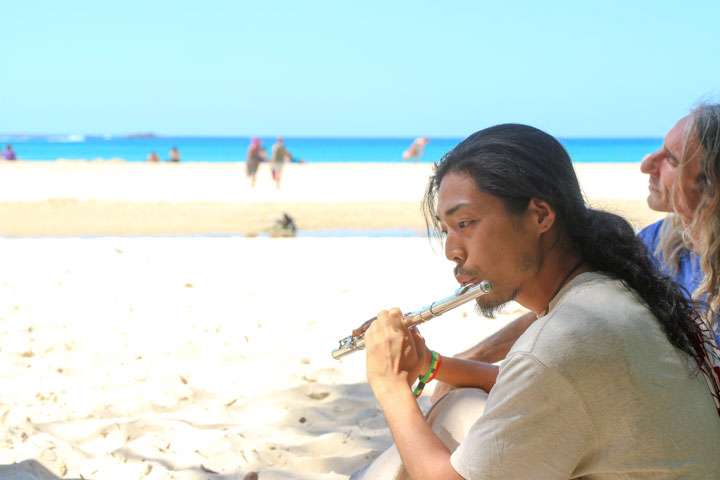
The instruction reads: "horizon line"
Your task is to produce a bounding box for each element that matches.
[0,133,664,140]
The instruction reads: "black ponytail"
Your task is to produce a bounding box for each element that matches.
[573,209,701,359]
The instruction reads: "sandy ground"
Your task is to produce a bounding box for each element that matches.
[0,236,527,479]
[0,160,665,479]
[0,161,664,235]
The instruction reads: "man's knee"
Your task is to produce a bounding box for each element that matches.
[427,388,489,450]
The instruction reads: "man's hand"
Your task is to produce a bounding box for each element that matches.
[365,308,429,400]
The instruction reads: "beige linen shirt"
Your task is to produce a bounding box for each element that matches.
[451,272,720,479]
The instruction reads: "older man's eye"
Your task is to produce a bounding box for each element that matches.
[458,221,472,228]
[662,150,679,166]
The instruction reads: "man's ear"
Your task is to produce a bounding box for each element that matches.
[527,198,555,233]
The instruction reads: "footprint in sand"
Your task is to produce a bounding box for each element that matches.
[305,391,329,401]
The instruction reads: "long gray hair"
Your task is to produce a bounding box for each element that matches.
[660,103,720,325]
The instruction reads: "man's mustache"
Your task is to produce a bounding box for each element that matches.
[454,265,480,278]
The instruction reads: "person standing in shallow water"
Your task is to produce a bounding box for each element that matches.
[169,146,181,162]
[3,144,17,160]
[402,137,429,162]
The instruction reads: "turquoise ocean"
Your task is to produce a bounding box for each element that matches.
[1,135,662,164]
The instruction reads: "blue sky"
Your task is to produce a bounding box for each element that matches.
[2,0,719,137]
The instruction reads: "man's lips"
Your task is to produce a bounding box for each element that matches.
[454,265,480,286]
[455,275,476,287]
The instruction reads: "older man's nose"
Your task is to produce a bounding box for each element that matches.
[640,152,659,175]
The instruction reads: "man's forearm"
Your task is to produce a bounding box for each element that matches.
[436,356,499,391]
[455,311,537,363]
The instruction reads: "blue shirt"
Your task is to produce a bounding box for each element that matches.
[639,218,719,343]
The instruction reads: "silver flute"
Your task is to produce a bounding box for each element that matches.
[332,280,492,359]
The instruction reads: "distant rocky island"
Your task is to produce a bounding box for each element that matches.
[123,133,158,138]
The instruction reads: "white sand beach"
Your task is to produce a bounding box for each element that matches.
[0,161,664,479]
[0,236,526,479]
[0,161,663,235]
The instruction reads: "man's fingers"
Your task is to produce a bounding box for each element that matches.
[365,310,391,343]
[386,307,405,329]
[369,308,405,332]
[410,327,425,346]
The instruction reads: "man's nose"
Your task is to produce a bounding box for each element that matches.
[640,152,660,175]
[444,233,466,264]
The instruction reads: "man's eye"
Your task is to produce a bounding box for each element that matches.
[459,221,471,228]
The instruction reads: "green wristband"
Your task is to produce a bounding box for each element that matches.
[412,351,442,398]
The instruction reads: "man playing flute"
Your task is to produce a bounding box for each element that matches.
[355,123,720,479]
[430,104,720,404]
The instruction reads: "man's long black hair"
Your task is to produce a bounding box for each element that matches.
[423,123,706,363]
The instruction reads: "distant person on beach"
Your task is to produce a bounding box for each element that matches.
[271,137,288,189]
[352,124,720,479]
[402,137,429,162]
[430,103,720,406]
[266,212,297,237]
[146,151,160,163]
[270,137,302,188]
[169,146,181,162]
[3,144,17,160]
[246,138,266,188]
